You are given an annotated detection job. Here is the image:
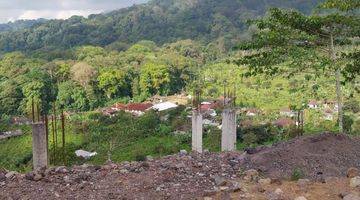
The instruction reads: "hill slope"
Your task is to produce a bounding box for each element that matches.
[0,0,322,54]
[0,19,46,32]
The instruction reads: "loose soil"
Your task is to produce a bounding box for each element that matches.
[242,133,360,180]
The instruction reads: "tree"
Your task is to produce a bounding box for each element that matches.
[76,46,107,61]
[236,0,359,133]
[97,69,129,99]
[70,62,97,89]
[57,81,89,111]
[0,80,23,115]
[139,62,171,97]
[20,67,54,115]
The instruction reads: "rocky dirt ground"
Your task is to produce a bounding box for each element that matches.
[1,133,360,200]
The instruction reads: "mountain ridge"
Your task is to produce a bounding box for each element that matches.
[0,0,323,55]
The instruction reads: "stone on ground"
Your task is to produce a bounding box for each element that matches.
[343,194,360,200]
[243,169,259,182]
[297,179,310,188]
[350,176,360,188]
[0,172,6,182]
[258,178,271,186]
[347,168,359,178]
[5,171,17,179]
[179,149,187,156]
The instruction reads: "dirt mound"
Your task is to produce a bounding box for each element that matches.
[243,133,360,180]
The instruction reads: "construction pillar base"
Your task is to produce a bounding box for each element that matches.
[32,123,48,170]
[192,110,203,153]
[221,109,237,151]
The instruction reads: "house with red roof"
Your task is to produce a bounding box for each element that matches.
[308,100,319,109]
[112,103,126,111]
[246,108,260,117]
[279,107,296,117]
[125,103,153,116]
[323,109,335,121]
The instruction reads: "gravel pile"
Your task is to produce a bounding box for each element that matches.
[242,133,360,180]
[0,151,244,199]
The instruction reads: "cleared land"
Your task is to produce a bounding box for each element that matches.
[1,133,360,199]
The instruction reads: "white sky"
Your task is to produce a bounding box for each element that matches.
[0,0,148,23]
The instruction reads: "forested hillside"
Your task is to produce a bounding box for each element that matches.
[0,0,322,55]
[0,19,46,32]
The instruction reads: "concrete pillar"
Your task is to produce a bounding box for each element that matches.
[32,122,48,170]
[192,110,203,153]
[221,109,237,151]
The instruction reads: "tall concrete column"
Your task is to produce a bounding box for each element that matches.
[221,109,237,151]
[32,122,48,170]
[192,110,203,153]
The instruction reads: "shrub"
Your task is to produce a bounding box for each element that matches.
[136,110,160,137]
[291,168,304,181]
[154,144,167,154]
[154,143,178,155]
[286,126,303,139]
[157,124,173,135]
[352,119,360,135]
[238,124,276,144]
[168,105,186,117]
[134,150,146,161]
[15,152,32,168]
[343,115,354,134]
[344,100,360,113]
[175,133,191,145]
[242,132,258,146]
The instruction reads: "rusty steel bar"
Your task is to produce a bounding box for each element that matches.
[53,102,58,164]
[44,114,49,165]
[31,98,35,123]
[36,102,40,122]
[51,115,55,164]
[61,111,66,165]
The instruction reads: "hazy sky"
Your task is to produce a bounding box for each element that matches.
[0,0,149,23]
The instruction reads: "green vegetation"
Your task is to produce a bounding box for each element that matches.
[291,168,305,181]
[0,0,321,54]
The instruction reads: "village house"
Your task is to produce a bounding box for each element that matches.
[279,107,296,117]
[101,108,118,117]
[323,109,334,121]
[102,102,153,117]
[10,117,31,125]
[125,103,153,116]
[308,100,319,109]
[152,101,178,112]
[323,100,339,111]
[0,130,23,140]
[245,108,260,117]
[112,103,126,111]
[200,101,219,117]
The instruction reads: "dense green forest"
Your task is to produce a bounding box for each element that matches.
[0,0,322,55]
[0,19,47,32]
[0,0,331,116]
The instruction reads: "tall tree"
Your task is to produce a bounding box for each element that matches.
[70,62,97,89]
[236,0,359,133]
